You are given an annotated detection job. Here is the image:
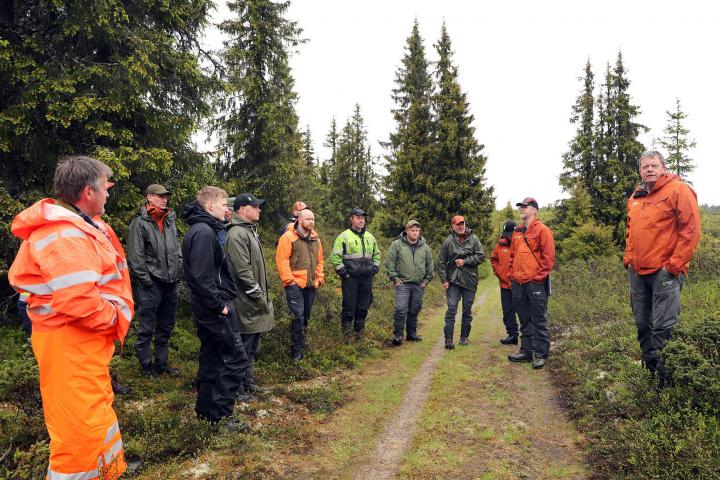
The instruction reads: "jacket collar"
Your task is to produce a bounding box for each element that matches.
[632,173,679,198]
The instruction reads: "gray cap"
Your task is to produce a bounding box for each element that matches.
[146,184,171,195]
[405,219,420,229]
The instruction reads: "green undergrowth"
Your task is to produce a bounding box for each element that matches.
[550,235,720,479]
[0,239,445,478]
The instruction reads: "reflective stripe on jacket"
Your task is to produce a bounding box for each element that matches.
[508,219,555,284]
[276,225,324,288]
[330,228,381,277]
[490,237,513,289]
[623,173,701,276]
[8,199,133,480]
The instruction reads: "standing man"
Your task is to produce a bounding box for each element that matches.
[507,197,555,370]
[624,151,701,387]
[183,187,247,422]
[330,208,381,338]
[9,155,133,480]
[226,193,275,396]
[438,216,485,349]
[279,200,307,237]
[491,220,519,345]
[385,219,433,345]
[127,184,182,376]
[276,208,324,361]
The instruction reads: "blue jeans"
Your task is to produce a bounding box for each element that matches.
[393,283,424,339]
[444,284,476,341]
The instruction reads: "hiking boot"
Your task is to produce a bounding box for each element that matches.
[247,384,270,395]
[155,364,181,376]
[391,337,403,346]
[445,341,455,350]
[406,335,422,342]
[459,338,469,346]
[532,357,546,369]
[235,390,256,403]
[500,335,518,345]
[222,419,251,433]
[292,352,304,362]
[111,379,131,395]
[140,365,155,377]
[508,352,533,362]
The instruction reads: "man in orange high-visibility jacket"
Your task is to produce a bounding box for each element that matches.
[9,155,134,480]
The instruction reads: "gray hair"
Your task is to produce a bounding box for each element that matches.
[53,155,113,203]
[639,150,666,167]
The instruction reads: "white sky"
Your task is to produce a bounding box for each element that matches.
[201,0,720,207]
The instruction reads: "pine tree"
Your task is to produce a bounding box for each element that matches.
[560,61,596,194]
[378,19,435,238]
[430,22,495,244]
[213,0,305,225]
[328,104,377,226]
[659,98,696,178]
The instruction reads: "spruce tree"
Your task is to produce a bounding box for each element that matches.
[328,104,377,226]
[560,61,596,195]
[659,98,696,178]
[302,125,316,168]
[430,22,495,244]
[378,19,435,238]
[213,0,305,225]
[320,117,339,185]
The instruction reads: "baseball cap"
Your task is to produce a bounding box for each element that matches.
[516,197,539,209]
[146,184,170,195]
[405,219,421,229]
[349,207,368,217]
[451,215,465,225]
[292,201,307,212]
[233,193,266,210]
[501,220,516,238]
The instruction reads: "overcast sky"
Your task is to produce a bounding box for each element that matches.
[202,0,720,207]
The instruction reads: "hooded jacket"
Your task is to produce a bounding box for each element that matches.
[509,219,555,284]
[490,236,513,289]
[8,199,133,480]
[182,201,236,321]
[385,232,434,285]
[276,222,325,288]
[126,204,182,285]
[226,215,275,333]
[624,173,701,276]
[437,228,485,292]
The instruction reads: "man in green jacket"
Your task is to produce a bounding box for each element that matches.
[127,184,182,376]
[385,219,433,345]
[437,215,485,349]
[330,208,381,337]
[225,193,275,400]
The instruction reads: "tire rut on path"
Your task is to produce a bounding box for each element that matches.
[353,290,489,480]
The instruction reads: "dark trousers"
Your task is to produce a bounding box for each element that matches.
[444,284,476,341]
[628,267,684,382]
[500,287,519,337]
[285,285,316,355]
[512,280,550,358]
[341,276,374,333]
[194,310,247,422]
[240,333,261,388]
[393,283,425,339]
[17,300,32,338]
[134,280,178,368]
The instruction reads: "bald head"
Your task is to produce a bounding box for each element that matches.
[297,208,315,231]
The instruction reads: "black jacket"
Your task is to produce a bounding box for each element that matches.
[126,205,182,285]
[182,201,236,318]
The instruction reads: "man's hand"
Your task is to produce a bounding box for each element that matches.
[443,282,449,290]
[221,306,229,316]
[454,258,465,267]
[394,279,403,287]
[420,282,427,289]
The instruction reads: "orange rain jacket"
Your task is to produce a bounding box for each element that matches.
[276,224,325,288]
[624,173,701,276]
[490,237,513,289]
[8,199,134,480]
[508,219,556,285]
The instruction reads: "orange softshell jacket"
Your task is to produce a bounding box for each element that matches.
[276,227,325,288]
[624,173,701,276]
[508,219,556,285]
[8,199,134,480]
[490,238,513,289]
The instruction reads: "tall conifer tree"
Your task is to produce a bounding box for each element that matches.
[214,0,305,224]
[431,22,495,244]
[379,20,435,238]
[659,98,696,178]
